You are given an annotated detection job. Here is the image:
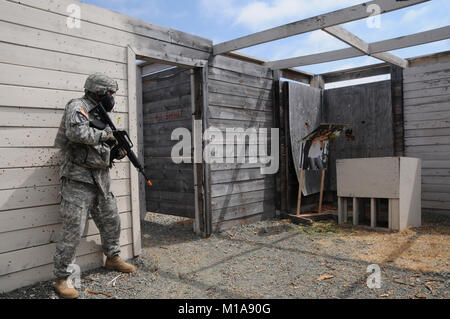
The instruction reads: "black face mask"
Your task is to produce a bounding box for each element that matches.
[99,94,115,112]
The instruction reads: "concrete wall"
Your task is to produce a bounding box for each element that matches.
[403,55,450,216]
[0,0,211,293]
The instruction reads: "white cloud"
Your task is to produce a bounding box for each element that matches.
[234,0,365,31]
[401,5,431,23]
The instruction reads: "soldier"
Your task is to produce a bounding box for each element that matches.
[53,73,137,299]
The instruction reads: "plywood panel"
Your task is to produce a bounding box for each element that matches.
[288,82,322,187]
[336,157,400,198]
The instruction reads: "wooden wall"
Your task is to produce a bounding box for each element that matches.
[0,0,211,292]
[403,57,450,216]
[142,67,195,218]
[207,56,276,232]
[323,80,394,190]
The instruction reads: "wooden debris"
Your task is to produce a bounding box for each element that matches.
[392,279,415,287]
[424,282,435,294]
[118,286,135,291]
[380,291,393,297]
[87,290,113,298]
[107,274,122,287]
[315,274,335,281]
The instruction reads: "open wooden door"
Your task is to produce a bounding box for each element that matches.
[141,66,195,218]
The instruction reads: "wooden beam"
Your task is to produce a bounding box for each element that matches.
[370,25,450,53]
[324,25,408,68]
[213,0,430,55]
[372,52,408,68]
[323,25,370,54]
[141,63,174,76]
[223,51,313,84]
[266,26,448,69]
[321,62,391,83]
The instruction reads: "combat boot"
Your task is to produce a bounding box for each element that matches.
[105,255,137,273]
[54,278,79,299]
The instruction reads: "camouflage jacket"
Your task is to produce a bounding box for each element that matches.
[55,95,113,197]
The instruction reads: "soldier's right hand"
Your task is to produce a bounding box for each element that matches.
[105,133,117,146]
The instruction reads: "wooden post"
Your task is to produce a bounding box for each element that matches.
[370,198,376,228]
[318,169,325,214]
[353,197,359,226]
[127,46,142,257]
[343,198,348,223]
[338,197,346,224]
[296,169,304,216]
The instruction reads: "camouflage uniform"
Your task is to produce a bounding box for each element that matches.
[53,74,121,279]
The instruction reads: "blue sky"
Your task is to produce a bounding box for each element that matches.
[82,0,449,75]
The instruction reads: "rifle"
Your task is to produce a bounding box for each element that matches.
[90,102,152,187]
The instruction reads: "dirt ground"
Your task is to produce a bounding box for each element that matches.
[1,212,449,299]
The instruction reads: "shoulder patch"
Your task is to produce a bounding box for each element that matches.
[78,108,89,119]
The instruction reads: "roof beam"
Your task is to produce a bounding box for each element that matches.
[223,51,313,84]
[213,0,430,55]
[321,62,391,83]
[323,25,408,68]
[265,26,450,69]
[323,25,370,54]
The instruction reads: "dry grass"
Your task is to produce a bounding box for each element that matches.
[315,219,450,273]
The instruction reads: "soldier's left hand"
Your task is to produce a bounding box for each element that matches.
[117,149,127,160]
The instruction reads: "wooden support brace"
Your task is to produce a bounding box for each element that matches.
[370,198,376,228]
[318,169,325,214]
[296,169,304,216]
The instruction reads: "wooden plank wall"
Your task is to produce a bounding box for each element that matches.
[403,58,450,215]
[142,67,195,218]
[323,80,395,190]
[0,0,211,292]
[207,56,276,232]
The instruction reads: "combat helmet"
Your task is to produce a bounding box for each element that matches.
[84,73,118,95]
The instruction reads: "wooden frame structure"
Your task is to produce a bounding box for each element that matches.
[213,0,448,77]
[0,0,449,294]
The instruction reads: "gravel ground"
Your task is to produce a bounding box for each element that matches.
[1,212,449,299]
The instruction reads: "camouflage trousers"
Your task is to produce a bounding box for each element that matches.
[54,178,121,278]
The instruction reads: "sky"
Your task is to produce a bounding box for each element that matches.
[81,0,449,76]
